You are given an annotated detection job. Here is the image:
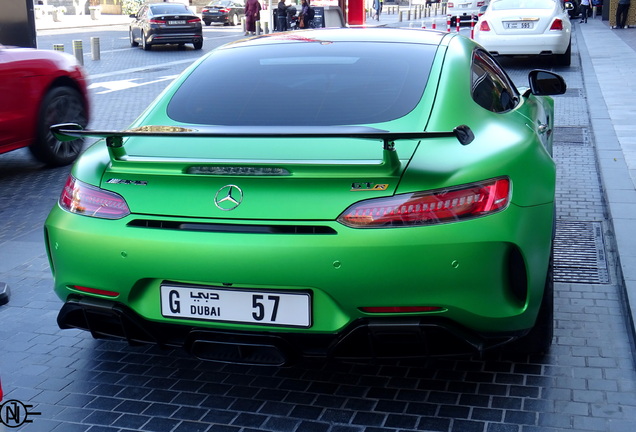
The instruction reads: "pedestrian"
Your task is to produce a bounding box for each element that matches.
[276,0,288,31]
[245,0,262,35]
[373,0,383,21]
[579,0,590,23]
[616,0,631,29]
[298,0,313,29]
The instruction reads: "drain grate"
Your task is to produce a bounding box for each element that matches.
[554,220,609,284]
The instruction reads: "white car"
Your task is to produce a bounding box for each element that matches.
[447,0,489,25]
[473,0,573,66]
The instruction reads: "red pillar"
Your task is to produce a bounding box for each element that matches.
[347,0,365,25]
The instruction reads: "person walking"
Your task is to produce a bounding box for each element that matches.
[616,0,631,29]
[372,0,383,21]
[579,0,590,23]
[245,0,262,35]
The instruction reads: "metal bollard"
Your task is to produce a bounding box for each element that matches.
[91,37,100,61]
[72,39,83,66]
[263,21,269,34]
[53,44,64,52]
[398,11,403,22]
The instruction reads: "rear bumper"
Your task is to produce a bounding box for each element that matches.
[58,296,525,365]
[148,32,203,45]
[475,33,570,56]
[202,14,229,23]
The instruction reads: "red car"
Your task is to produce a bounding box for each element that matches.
[0,44,89,166]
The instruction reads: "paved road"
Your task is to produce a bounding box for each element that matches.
[2,14,636,432]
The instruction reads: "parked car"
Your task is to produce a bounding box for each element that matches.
[47,28,565,366]
[129,2,203,51]
[201,0,245,26]
[0,45,89,166]
[474,0,573,66]
[447,0,489,25]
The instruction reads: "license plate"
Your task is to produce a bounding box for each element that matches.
[503,21,534,29]
[169,20,186,25]
[160,285,311,327]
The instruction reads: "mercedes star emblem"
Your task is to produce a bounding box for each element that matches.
[214,185,243,211]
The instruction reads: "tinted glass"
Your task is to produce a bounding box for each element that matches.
[491,0,556,10]
[149,4,192,14]
[167,42,436,126]
[471,49,519,112]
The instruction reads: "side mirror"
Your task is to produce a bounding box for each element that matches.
[565,2,574,10]
[528,70,567,96]
[129,13,137,18]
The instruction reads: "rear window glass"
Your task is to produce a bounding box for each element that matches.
[491,0,555,10]
[150,4,191,14]
[167,41,436,126]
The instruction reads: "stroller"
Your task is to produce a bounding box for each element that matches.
[287,6,299,31]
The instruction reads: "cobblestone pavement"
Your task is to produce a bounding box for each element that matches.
[2,18,636,432]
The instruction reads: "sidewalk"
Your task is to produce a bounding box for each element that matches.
[577,18,636,333]
[35,12,131,31]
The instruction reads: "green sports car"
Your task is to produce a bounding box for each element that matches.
[45,28,566,365]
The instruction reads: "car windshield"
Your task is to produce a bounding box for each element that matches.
[149,4,191,14]
[208,1,233,6]
[491,0,555,10]
[167,41,436,126]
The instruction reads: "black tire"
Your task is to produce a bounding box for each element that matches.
[193,39,203,50]
[142,32,151,51]
[129,29,138,47]
[556,41,572,67]
[508,251,554,355]
[204,20,211,26]
[29,86,87,167]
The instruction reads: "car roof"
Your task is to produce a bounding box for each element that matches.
[221,28,452,49]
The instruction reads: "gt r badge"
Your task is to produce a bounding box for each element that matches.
[351,182,389,191]
[214,185,243,211]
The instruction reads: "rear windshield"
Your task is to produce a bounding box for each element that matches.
[491,0,556,10]
[150,4,192,14]
[167,41,436,126]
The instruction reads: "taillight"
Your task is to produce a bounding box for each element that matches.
[479,20,491,31]
[477,1,486,6]
[149,18,167,24]
[59,176,130,220]
[202,8,209,12]
[188,17,201,23]
[448,2,454,7]
[219,8,230,13]
[360,306,443,314]
[72,285,120,298]
[549,19,564,31]
[337,178,510,228]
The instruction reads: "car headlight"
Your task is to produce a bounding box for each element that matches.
[59,175,130,219]
[337,177,510,228]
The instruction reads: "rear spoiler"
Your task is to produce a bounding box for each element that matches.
[51,123,474,174]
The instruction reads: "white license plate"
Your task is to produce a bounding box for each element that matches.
[503,21,534,29]
[169,20,186,25]
[160,285,311,327]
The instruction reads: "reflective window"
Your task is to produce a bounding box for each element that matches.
[167,42,436,126]
[471,49,519,113]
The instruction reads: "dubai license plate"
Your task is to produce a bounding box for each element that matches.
[160,285,311,327]
[503,21,534,29]
[169,20,186,25]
